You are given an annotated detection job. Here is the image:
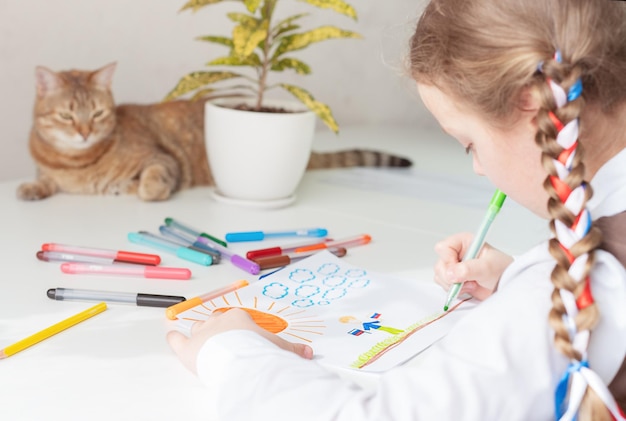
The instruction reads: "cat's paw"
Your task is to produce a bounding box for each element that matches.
[138,166,175,201]
[16,181,53,201]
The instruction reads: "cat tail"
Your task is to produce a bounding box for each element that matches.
[306,149,412,170]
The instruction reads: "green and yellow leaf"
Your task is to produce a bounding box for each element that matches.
[274,24,300,38]
[180,0,229,13]
[208,54,262,67]
[196,35,234,48]
[243,0,262,13]
[271,58,311,75]
[273,26,362,58]
[190,87,218,101]
[164,71,244,101]
[299,0,357,20]
[271,13,308,34]
[232,20,268,57]
[279,83,339,133]
[227,12,258,26]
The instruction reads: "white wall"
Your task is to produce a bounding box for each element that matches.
[0,0,436,181]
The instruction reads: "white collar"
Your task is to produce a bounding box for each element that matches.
[587,147,626,219]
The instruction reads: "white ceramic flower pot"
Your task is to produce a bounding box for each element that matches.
[205,97,316,208]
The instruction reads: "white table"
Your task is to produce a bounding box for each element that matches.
[0,126,546,420]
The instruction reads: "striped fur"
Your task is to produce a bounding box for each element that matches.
[18,64,412,201]
[308,149,411,169]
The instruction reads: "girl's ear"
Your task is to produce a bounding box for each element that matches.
[518,85,541,112]
[35,66,61,97]
[91,62,117,89]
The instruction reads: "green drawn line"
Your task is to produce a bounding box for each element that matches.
[349,298,470,369]
[350,312,443,369]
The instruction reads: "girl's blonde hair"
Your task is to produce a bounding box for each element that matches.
[410,0,626,419]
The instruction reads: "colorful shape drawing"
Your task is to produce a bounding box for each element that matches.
[174,250,474,373]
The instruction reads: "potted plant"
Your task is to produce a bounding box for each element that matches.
[165,0,362,207]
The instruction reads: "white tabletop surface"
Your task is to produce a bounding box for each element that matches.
[0,125,547,420]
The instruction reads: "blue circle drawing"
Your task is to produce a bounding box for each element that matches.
[348,278,370,289]
[292,298,315,308]
[289,269,316,283]
[322,288,347,301]
[295,285,320,298]
[345,269,366,278]
[317,263,340,276]
[323,275,346,288]
[262,282,289,299]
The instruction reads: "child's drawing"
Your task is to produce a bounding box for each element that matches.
[344,313,404,336]
[175,251,473,372]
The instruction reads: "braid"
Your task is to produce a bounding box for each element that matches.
[537,52,624,421]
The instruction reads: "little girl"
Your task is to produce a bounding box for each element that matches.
[167,1,626,419]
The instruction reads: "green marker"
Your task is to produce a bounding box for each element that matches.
[164,217,227,248]
[443,189,507,311]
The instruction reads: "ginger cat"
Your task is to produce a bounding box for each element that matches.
[17,63,411,201]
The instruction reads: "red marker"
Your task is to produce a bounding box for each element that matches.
[246,238,334,260]
[41,243,160,266]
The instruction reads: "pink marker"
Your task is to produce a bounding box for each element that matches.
[42,243,161,266]
[60,263,191,280]
[294,234,372,253]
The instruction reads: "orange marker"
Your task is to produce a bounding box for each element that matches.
[294,234,372,253]
[165,280,249,320]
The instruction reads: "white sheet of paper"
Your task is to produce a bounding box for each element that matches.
[175,251,474,373]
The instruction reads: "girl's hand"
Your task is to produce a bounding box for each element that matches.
[167,308,313,374]
[433,232,513,300]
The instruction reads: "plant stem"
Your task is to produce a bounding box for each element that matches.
[256,0,276,110]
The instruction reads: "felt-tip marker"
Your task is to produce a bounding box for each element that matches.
[443,189,507,311]
[127,232,212,266]
[41,243,160,265]
[47,288,186,308]
[252,247,347,270]
[164,218,227,247]
[60,262,192,280]
[158,225,221,263]
[165,280,249,320]
[195,237,261,274]
[246,238,334,260]
[294,234,372,253]
[37,250,117,265]
[225,227,328,242]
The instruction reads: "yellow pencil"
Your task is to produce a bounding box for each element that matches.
[0,302,107,359]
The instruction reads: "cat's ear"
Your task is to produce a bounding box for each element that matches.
[91,62,117,89]
[35,66,61,97]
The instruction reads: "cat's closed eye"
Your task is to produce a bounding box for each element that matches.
[92,110,104,119]
[58,112,73,121]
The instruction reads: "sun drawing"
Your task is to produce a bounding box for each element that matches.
[179,290,326,343]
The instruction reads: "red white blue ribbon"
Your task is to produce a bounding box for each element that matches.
[542,52,626,421]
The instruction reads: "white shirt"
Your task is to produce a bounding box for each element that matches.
[195,149,626,421]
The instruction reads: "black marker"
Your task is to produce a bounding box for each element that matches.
[47,288,186,308]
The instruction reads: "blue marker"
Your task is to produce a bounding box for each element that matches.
[196,237,260,275]
[157,225,221,263]
[164,218,227,247]
[225,227,328,242]
[127,232,212,266]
